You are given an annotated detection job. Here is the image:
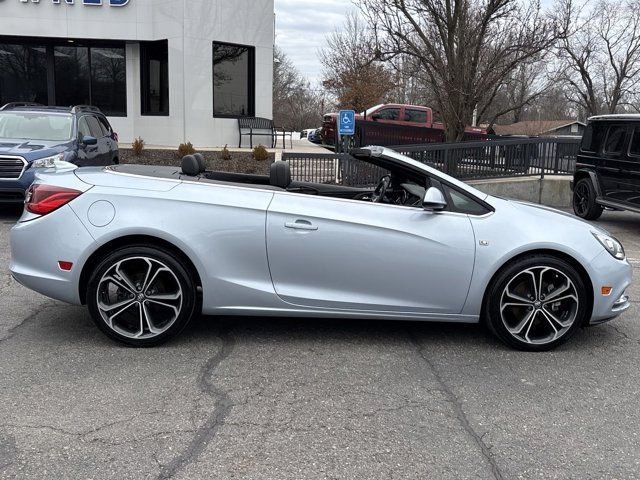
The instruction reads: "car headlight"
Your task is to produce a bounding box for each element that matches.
[592,231,625,260]
[31,153,65,169]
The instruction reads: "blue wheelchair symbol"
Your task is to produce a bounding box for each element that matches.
[338,110,356,136]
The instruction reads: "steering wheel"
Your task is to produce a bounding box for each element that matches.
[371,175,392,203]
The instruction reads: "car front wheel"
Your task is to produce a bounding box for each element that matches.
[86,246,197,347]
[485,255,588,351]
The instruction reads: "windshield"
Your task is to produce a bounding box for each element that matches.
[0,112,73,142]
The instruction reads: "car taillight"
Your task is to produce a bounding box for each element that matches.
[112,131,119,142]
[25,184,83,216]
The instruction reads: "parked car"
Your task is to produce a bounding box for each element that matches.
[10,147,631,351]
[572,114,640,220]
[0,103,119,203]
[307,128,321,144]
[300,128,316,139]
[321,103,487,146]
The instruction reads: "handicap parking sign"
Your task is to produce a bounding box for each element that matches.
[338,110,356,136]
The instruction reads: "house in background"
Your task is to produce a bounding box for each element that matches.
[493,120,586,137]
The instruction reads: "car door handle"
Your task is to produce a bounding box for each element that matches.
[285,220,318,231]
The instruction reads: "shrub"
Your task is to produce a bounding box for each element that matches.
[132,137,145,156]
[252,144,269,161]
[221,144,232,161]
[178,142,196,157]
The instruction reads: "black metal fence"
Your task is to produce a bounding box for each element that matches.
[391,137,581,180]
[284,137,580,186]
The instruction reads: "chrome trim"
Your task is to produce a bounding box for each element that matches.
[0,155,27,181]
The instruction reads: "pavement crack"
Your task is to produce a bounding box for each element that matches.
[156,326,236,480]
[0,301,59,344]
[409,330,505,480]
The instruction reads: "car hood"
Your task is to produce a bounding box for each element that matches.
[0,139,73,161]
[493,196,610,235]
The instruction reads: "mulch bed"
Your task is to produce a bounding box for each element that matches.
[119,149,274,175]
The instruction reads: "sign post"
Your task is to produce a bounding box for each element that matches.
[337,109,355,153]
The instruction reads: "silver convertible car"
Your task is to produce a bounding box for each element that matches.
[10,147,632,350]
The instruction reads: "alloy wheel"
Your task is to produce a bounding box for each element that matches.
[573,182,590,216]
[500,266,579,345]
[96,256,183,339]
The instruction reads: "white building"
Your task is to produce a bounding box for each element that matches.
[0,0,275,147]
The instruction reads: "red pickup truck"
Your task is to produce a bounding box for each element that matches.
[320,103,486,145]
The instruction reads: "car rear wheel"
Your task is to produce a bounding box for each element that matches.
[485,255,588,351]
[573,178,603,220]
[87,246,197,347]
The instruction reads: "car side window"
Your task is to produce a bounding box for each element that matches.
[442,185,490,215]
[97,116,112,137]
[629,127,640,157]
[86,116,105,138]
[376,108,400,121]
[404,109,427,123]
[603,125,627,155]
[77,117,92,139]
[581,123,606,153]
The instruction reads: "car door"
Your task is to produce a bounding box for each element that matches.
[373,107,401,125]
[266,193,476,315]
[96,115,118,163]
[600,123,634,203]
[75,116,99,166]
[86,115,112,165]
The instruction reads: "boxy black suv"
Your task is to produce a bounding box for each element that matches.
[572,115,640,220]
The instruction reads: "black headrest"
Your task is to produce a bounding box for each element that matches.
[270,161,291,189]
[193,153,206,173]
[181,155,200,176]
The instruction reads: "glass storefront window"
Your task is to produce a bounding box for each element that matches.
[0,43,48,106]
[212,42,254,117]
[91,47,127,117]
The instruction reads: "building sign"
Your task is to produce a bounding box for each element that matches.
[19,0,130,6]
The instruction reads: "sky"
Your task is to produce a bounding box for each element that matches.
[274,0,354,84]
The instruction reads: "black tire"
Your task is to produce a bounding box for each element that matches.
[484,254,588,351]
[86,245,197,347]
[573,177,603,220]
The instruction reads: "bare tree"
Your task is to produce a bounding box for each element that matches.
[319,12,396,111]
[556,0,640,116]
[273,47,326,132]
[355,0,560,141]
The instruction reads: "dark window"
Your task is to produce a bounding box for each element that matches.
[0,43,48,106]
[404,109,427,123]
[581,123,607,152]
[141,40,169,116]
[629,127,640,157]
[376,108,400,120]
[78,116,91,138]
[0,38,126,116]
[604,125,627,154]
[212,42,255,117]
[86,115,104,138]
[90,47,126,116]
[97,116,112,137]
[54,46,91,107]
[54,45,127,116]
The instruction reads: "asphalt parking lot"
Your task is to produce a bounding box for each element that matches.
[1,205,640,480]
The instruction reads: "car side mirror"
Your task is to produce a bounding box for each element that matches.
[82,135,98,146]
[423,187,447,211]
[371,113,381,121]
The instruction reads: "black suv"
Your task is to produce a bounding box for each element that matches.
[0,103,118,202]
[572,115,640,220]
